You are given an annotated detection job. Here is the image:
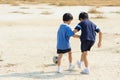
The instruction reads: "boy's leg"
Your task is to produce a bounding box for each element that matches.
[68,51,74,70]
[77,51,87,68]
[57,54,63,73]
[81,51,89,74]
[68,51,72,63]
[58,54,63,66]
[77,52,85,68]
[79,40,94,74]
[80,53,84,62]
[82,51,88,68]
[78,40,89,68]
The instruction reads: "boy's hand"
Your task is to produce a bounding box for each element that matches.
[98,42,101,48]
[73,35,80,38]
[73,29,78,33]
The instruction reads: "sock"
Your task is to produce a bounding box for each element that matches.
[78,60,82,65]
[58,66,61,69]
[69,63,72,66]
[79,61,82,64]
[85,67,89,70]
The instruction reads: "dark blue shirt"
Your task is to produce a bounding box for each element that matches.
[75,19,100,41]
[57,23,74,50]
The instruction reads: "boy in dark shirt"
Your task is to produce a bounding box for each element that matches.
[74,12,102,74]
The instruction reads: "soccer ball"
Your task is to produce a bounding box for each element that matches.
[53,56,58,64]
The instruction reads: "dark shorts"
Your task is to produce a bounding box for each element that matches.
[57,48,71,54]
[81,40,95,52]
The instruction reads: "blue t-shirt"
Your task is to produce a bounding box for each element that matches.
[75,19,100,41]
[57,23,74,50]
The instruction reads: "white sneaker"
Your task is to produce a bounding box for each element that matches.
[81,68,89,74]
[69,64,75,70]
[57,67,62,73]
[77,61,82,68]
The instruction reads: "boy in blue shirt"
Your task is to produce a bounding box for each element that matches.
[74,12,102,74]
[57,13,79,73]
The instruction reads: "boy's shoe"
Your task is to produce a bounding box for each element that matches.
[57,67,62,73]
[77,61,82,68]
[69,64,75,70]
[80,68,89,74]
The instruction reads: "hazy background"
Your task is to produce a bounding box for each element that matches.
[0,0,120,6]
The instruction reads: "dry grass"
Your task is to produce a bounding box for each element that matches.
[10,11,31,14]
[88,8,102,14]
[0,0,120,6]
[41,11,53,15]
[4,63,17,67]
[91,14,106,19]
[20,7,30,9]
[113,11,120,14]
[88,7,105,19]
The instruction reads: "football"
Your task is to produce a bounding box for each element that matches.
[53,56,58,64]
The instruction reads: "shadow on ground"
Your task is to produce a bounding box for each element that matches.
[0,63,80,79]
[0,71,64,79]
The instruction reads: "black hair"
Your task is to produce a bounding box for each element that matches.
[79,12,89,20]
[63,13,73,21]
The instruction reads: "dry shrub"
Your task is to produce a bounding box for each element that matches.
[88,7,106,19]
[88,8,102,14]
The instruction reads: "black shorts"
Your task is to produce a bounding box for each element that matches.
[57,48,71,54]
[81,40,95,52]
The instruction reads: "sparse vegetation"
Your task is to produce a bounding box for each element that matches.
[10,11,31,14]
[20,7,30,9]
[91,14,106,19]
[113,11,120,14]
[0,0,120,6]
[88,8,102,14]
[88,7,105,19]
[41,11,53,15]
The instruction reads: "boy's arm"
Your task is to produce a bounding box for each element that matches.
[73,34,80,38]
[72,24,81,38]
[72,29,80,38]
[73,24,81,33]
[98,31,102,48]
[73,29,79,33]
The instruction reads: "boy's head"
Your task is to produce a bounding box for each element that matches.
[63,13,73,24]
[79,12,89,21]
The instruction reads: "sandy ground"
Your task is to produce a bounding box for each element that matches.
[0,4,120,80]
